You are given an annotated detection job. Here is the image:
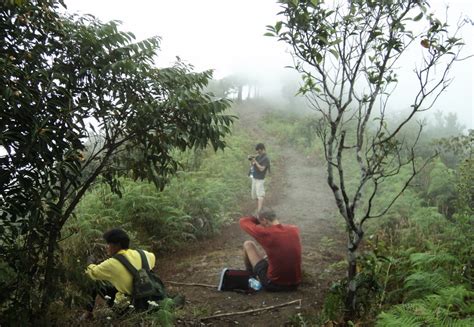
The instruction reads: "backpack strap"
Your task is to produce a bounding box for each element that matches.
[113,253,139,279]
[114,250,150,274]
[137,249,150,271]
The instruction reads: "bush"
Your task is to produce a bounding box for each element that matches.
[260,111,473,324]
[56,129,252,316]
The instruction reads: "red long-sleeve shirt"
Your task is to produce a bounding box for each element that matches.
[240,216,302,286]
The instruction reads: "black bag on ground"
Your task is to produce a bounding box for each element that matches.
[113,249,167,310]
[217,268,253,292]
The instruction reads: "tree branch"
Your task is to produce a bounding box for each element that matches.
[200,299,302,321]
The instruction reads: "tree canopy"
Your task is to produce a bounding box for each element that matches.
[268,0,466,319]
[0,0,234,323]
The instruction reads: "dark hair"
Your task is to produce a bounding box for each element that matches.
[255,143,265,151]
[103,228,130,249]
[258,207,276,221]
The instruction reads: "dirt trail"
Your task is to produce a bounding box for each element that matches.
[158,105,346,326]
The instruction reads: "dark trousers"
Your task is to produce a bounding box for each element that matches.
[86,281,118,312]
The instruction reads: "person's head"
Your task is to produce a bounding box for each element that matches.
[103,228,130,256]
[258,207,277,226]
[255,143,266,154]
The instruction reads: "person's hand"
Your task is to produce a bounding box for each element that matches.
[250,214,259,221]
[258,216,269,227]
[86,254,97,265]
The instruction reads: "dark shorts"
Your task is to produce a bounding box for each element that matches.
[253,259,298,292]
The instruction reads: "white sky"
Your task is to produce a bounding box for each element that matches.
[65,0,289,78]
[64,0,473,128]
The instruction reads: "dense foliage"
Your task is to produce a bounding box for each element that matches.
[1,0,470,325]
[262,111,473,325]
[267,0,466,318]
[0,0,234,324]
[54,130,252,325]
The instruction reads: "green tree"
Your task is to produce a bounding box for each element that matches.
[267,0,465,320]
[436,129,473,214]
[0,0,234,323]
[426,159,456,216]
[206,77,237,99]
[218,73,258,102]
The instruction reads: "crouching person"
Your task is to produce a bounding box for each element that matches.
[81,228,157,320]
[240,208,302,291]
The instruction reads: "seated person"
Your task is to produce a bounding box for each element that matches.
[239,208,302,291]
[81,228,155,319]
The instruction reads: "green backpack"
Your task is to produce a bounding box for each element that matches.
[113,249,167,310]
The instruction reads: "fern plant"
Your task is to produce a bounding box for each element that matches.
[377,286,474,326]
[57,127,253,318]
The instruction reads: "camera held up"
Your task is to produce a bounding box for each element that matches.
[247,155,256,161]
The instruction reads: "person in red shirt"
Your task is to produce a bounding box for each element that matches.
[240,208,302,291]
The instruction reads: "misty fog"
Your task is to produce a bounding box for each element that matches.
[64,0,473,130]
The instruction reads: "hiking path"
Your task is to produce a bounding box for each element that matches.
[158,104,346,326]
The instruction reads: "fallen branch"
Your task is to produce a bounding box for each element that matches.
[165,280,216,288]
[200,299,302,321]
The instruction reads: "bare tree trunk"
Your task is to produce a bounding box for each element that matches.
[344,243,358,320]
[20,228,41,323]
[39,221,60,317]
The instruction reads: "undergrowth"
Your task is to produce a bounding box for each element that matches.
[57,126,254,323]
[262,111,473,326]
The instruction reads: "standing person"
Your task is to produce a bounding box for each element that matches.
[81,228,156,320]
[249,143,270,215]
[240,208,301,291]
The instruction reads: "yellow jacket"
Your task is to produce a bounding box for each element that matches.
[86,249,156,297]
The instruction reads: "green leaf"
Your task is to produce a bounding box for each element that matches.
[413,12,423,21]
[275,21,283,33]
[315,52,323,64]
[329,48,339,60]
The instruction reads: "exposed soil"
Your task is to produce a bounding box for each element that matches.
[157,104,347,326]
